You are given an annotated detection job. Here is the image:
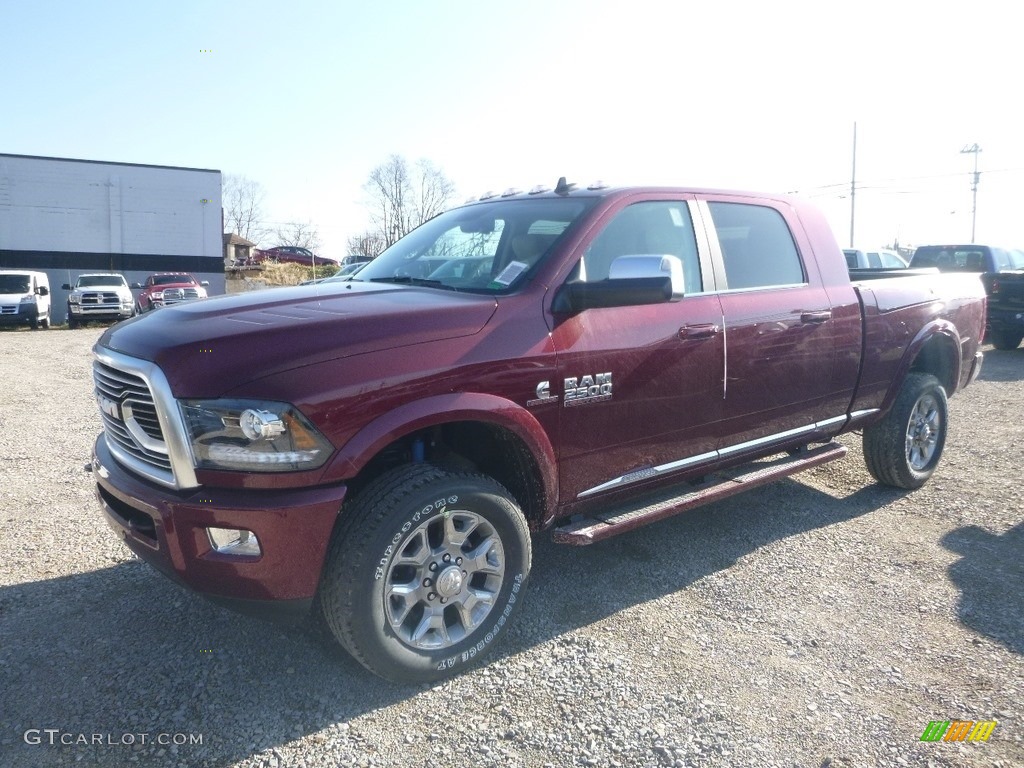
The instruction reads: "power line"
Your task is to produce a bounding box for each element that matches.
[791,166,1023,196]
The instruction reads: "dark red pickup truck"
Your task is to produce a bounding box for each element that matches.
[90,183,986,682]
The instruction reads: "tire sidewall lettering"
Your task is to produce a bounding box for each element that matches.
[374,494,457,581]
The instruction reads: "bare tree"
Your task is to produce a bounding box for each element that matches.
[413,158,456,225]
[273,220,322,252]
[346,231,387,259]
[222,174,267,244]
[364,154,456,247]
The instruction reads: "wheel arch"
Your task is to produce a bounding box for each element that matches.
[319,393,557,530]
[879,321,962,415]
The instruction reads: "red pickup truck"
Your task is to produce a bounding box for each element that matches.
[131,273,209,313]
[90,182,986,682]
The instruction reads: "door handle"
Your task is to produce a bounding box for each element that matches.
[678,324,720,340]
[800,310,832,324]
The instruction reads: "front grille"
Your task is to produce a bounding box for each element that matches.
[0,305,17,315]
[82,291,121,306]
[162,287,200,305]
[93,361,172,473]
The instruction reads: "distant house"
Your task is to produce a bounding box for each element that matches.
[223,233,256,266]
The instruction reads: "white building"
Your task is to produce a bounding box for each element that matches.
[0,153,223,323]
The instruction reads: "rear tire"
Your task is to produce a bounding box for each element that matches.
[863,373,948,489]
[990,329,1023,350]
[318,464,531,683]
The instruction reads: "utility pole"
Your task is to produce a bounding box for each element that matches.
[850,122,857,248]
[960,143,981,243]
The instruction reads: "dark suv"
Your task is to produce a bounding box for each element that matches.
[909,244,1024,349]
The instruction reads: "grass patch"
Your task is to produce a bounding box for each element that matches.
[259,261,339,286]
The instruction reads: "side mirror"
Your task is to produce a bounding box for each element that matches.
[607,254,685,299]
[131,282,143,289]
[37,286,49,296]
[200,281,209,287]
[552,277,672,314]
[62,283,71,290]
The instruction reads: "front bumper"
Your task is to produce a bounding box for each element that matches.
[70,304,133,320]
[0,305,38,326]
[92,436,347,617]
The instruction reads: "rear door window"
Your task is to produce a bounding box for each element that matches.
[707,202,805,290]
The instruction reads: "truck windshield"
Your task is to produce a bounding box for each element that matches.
[354,197,596,293]
[78,276,126,287]
[0,275,31,293]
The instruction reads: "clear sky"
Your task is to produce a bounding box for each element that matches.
[2,0,1021,256]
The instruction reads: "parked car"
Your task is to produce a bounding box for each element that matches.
[132,273,209,313]
[0,269,51,329]
[63,273,134,328]
[843,248,908,270]
[255,246,340,267]
[89,183,985,683]
[910,244,1024,349]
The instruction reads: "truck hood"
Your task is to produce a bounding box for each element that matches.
[98,281,498,396]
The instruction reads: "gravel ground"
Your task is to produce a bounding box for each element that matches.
[0,326,1021,768]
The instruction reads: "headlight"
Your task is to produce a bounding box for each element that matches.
[20,295,34,303]
[151,291,164,300]
[179,399,333,472]
[69,294,81,304]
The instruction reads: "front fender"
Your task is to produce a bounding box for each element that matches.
[318,392,558,512]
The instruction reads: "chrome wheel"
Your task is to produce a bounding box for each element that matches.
[905,393,941,471]
[384,509,505,651]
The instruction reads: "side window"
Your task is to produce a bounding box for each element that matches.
[708,202,805,290]
[867,252,882,268]
[580,201,702,293]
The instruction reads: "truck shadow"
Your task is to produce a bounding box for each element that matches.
[518,477,903,636]
[0,477,904,767]
[940,521,1023,654]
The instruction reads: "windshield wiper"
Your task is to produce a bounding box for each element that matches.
[368,276,460,291]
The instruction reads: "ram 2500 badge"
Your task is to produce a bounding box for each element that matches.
[89,180,986,682]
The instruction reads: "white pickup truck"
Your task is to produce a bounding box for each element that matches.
[63,273,135,328]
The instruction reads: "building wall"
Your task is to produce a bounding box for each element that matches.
[0,154,223,323]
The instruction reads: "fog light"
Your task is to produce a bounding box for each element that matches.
[207,527,261,557]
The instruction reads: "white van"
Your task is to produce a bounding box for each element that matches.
[0,270,51,329]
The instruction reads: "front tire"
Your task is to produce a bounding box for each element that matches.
[318,465,531,683]
[863,372,948,489]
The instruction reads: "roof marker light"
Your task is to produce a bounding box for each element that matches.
[528,184,551,195]
[587,180,609,190]
[501,187,522,197]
